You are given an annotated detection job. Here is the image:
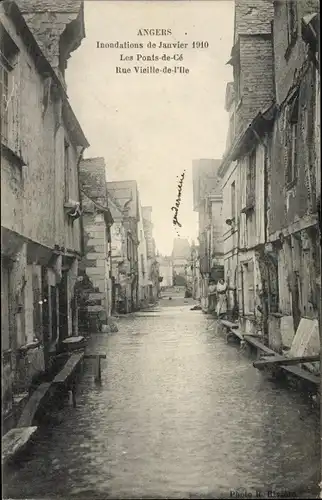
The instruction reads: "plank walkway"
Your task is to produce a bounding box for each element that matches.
[3,350,89,464]
[253,354,320,369]
[52,352,84,385]
[243,335,276,356]
[17,382,51,428]
[2,426,37,464]
[281,364,320,386]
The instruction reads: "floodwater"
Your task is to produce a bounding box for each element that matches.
[3,301,320,499]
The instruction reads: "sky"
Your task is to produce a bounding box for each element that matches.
[66,0,234,256]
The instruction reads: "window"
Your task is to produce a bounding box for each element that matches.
[246,149,256,207]
[286,0,298,46]
[0,28,19,151]
[286,95,299,186]
[141,254,145,276]
[231,181,236,220]
[64,139,70,202]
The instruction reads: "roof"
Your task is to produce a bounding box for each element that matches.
[218,102,277,177]
[1,1,89,149]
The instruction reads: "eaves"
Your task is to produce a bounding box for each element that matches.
[218,102,277,177]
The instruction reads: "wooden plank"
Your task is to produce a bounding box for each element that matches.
[281,364,320,385]
[220,320,239,329]
[52,352,84,385]
[244,335,276,355]
[2,426,38,464]
[17,383,51,428]
[254,354,320,369]
[229,328,244,341]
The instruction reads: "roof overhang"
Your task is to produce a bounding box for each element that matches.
[218,102,277,177]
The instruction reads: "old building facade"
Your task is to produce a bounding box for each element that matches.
[192,159,224,313]
[220,0,320,359]
[158,256,173,288]
[78,157,113,331]
[1,0,88,431]
[171,237,191,287]
[267,0,320,356]
[142,206,160,303]
[106,180,141,313]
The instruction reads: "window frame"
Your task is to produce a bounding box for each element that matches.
[0,26,20,154]
[231,181,236,220]
[285,95,299,188]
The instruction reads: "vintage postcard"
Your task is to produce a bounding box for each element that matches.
[1,0,321,499]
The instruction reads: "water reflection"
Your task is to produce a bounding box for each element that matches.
[3,306,320,499]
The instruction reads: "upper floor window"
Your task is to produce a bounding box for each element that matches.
[285,94,299,187]
[286,0,298,47]
[231,181,236,220]
[64,139,70,202]
[246,149,256,207]
[0,27,19,152]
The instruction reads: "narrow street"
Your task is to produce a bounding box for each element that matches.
[3,301,320,499]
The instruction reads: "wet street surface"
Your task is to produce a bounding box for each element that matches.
[4,303,320,499]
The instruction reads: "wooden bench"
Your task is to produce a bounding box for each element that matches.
[2,426,37,464]
[17,383,51,428]
[52,352,84,407]
[244,335,276,356]
[226,328,244,343]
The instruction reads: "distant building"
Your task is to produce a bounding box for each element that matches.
[137,202,149,308]
[158,256,173,288]
[107,191,129,315]
[79,157,113,330]
[192,159,224,312]
[172,238,191,286]
[107,180,141,312]
[142,206,160,303]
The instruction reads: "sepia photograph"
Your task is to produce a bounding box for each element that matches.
[1,0,321,498]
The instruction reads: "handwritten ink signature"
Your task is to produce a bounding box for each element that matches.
[171,170,186,232]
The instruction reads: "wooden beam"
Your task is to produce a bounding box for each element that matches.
[244,335,276,355]
[17,383,51,428]
[2,426,38,464]
[52,352,84,385]
[228,328,244,341]
[282,364,320,386]
[254,354,320,369]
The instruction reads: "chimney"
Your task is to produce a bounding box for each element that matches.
[16,0,85,80]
